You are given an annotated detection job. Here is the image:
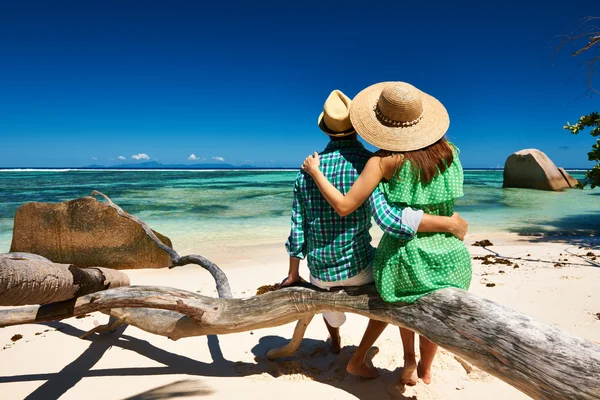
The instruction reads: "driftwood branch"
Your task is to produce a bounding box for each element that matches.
[0,253,130,306]
[266,315,315,360]
[0,285,599,400]
[91,190,231,299]
[79,316,127,339]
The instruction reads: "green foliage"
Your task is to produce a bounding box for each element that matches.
[564,112,600,188]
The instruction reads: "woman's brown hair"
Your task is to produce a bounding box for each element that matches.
[379,138,454,185]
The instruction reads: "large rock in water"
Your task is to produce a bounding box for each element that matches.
[10,197,173,269]
[503,149,579,191]
[557,167,580,188]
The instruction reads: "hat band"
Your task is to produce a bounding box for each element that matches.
[325,126,356,136]
[374,104,423,127]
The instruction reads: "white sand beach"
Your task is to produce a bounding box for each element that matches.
[1,232,598,400]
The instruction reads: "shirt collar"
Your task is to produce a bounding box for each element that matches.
[324,139,365,151]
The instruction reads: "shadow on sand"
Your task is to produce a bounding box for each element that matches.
[0,321,414,400]
[122,379,214,400]
[508,210,600,248]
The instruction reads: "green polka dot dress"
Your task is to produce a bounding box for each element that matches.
[373,146,472,304]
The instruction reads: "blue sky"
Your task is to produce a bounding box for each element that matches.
[0,0,598,168]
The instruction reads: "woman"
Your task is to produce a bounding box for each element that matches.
[301,81,472,385]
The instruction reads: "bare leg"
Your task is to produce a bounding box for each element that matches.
[323,316,341,354]
[347,319,387,378]
[399,327,418,386]
[417,335,438,385]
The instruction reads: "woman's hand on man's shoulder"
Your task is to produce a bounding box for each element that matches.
[302,152,321,176]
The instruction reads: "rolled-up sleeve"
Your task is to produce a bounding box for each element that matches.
[369,186,422,241]
[285,174,308,259]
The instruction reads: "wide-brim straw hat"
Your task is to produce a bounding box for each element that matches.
[318,90,356,137]
[349,82,449,151]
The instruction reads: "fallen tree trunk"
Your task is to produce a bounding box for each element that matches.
[0,285,599,400]
[0,253,130,306]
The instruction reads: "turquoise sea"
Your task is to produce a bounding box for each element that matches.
[0,169,598,254]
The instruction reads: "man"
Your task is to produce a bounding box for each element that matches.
[281,90,467,378]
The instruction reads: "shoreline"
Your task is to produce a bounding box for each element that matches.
[172,230,600,268]
[2,228,598,268]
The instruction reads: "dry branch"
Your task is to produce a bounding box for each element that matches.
[553,18,600,95]
[266,315,314,360]
[79,316,127,339]
[91,190,231,299]
[573,35,600,56]
[0,253,130,306]
[0,285,599,400]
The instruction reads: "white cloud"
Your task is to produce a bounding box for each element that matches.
[244,160,254,164]
[118,156,126,160]
[212,156,225,162]
[132,153,150,160]
[187,154,201,161]
[188,154,206,161]
[91,157,98,161]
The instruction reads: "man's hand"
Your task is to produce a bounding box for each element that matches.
[449,212,468,241]
[280,274,301,287]
[301,152,320,176]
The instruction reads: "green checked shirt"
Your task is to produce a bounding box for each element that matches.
[286,140,421,282]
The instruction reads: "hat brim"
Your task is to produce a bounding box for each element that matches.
[318,112,357,137]
[349,82,450,152]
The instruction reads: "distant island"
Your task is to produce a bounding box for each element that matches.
[82,161,292,169]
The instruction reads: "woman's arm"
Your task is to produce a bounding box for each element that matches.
[302,152,384,217]
[419,212,468,241]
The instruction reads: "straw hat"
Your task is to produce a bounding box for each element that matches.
[349,82,449,151]
[318,90,356,137]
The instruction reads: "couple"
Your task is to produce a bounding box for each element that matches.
[281,82,472,385]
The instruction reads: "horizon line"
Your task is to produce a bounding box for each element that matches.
[0,167,592,171]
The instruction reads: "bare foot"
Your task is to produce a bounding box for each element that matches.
[347,357,379,379]
[400,358,418,386]
[417,361,432,385]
